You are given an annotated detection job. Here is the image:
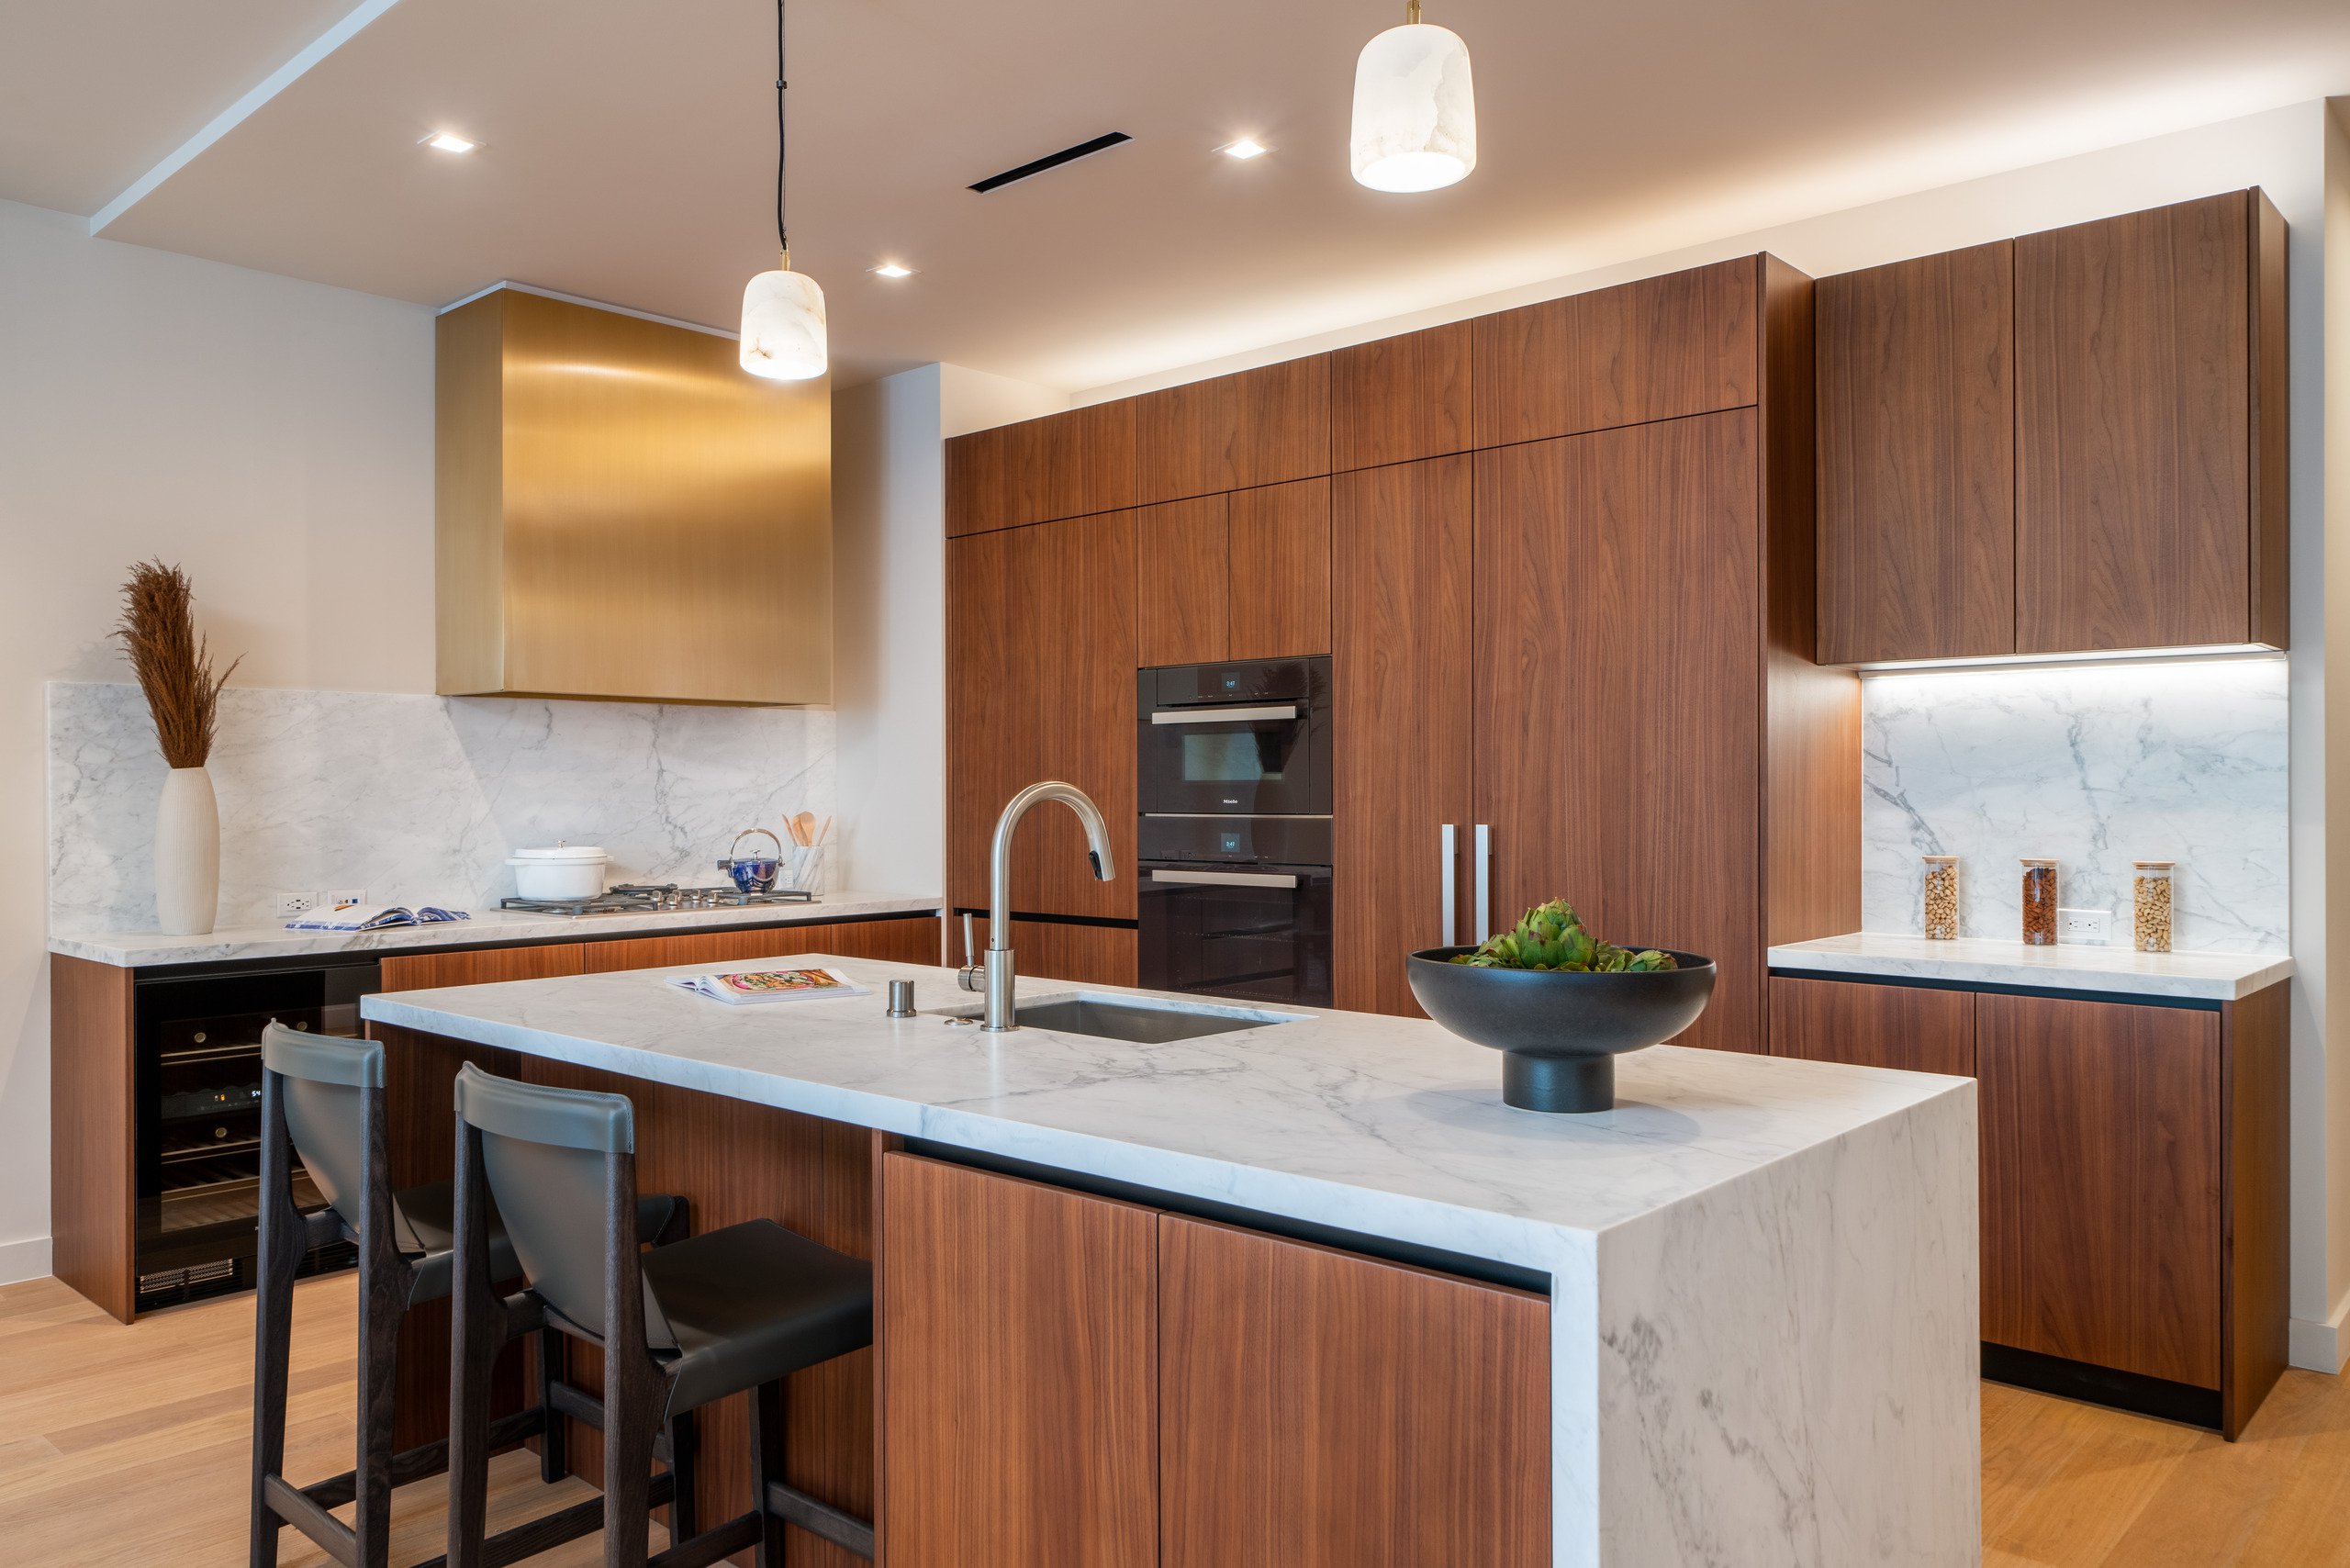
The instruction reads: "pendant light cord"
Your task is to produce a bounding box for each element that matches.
[774,0,789,264]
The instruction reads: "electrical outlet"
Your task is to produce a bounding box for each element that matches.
[2057,907,2111,944]
[320,888,367,910]
[275,892,316,916]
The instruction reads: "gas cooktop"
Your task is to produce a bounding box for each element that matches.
[498,883,818,917]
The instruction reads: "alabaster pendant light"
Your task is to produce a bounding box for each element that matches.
[740,0,827,379]
[1349,0,1478,194]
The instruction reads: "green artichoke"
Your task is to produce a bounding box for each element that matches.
[1448,899,1678,974]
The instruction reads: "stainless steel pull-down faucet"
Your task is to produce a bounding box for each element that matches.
[957,781,1117,1031]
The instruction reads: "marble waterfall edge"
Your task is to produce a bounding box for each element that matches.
[47,682,835,932]
[1861,660,2288,953]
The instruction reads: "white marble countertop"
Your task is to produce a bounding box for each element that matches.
[363,954,1980,1567]
[1768,931,2294,1002]
[48,891,943,969]
[362,954,1966,1251]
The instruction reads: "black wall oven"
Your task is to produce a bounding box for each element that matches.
[1137,657,1330,819]
[1137,657,1333,1006]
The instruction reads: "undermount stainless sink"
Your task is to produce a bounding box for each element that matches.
[934,991,1303,1044]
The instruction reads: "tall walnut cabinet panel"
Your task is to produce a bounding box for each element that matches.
[1817,189,2288,663]
[946,252,1860,1039]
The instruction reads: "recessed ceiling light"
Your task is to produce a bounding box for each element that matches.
[420,132,477,154]
[869,262,916,279]
[1220,138,1270,161]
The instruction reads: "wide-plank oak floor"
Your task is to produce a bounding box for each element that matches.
[0,1272,664,1566]
[2,1271,2347,1564]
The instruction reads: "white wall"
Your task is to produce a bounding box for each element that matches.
[2322,97,2350,1361]
[832,365,947,907]
[830,364,1067,916]
[0,196,438,1281]
[1058,102,2350,1369]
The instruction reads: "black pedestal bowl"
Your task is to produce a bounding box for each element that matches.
[1405,947,1717,1113]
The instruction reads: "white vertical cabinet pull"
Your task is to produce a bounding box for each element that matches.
[1439,823,1458,947]
[1474,823,1493,943]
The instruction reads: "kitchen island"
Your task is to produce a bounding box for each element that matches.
[364,952,1979,1568]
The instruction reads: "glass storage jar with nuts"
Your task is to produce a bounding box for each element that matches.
[2020,858,2058,946]
[1922,856,1961,940]
[2133,860,2176,953]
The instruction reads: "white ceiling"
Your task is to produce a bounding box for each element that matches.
[6,0,2350,390]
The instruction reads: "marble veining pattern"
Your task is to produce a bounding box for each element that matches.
[1862,661,2288,953]
[48,681,834,933]
[364,958,1976,1567]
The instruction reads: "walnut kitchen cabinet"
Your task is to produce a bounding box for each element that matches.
[1767,975,1975,1077]
[1158,1215,1550,1568]
[1329,320,1472,471]
[878,1155,1160,1568]
[1330,257,1855,1030]
[949,252,1858,1036]
[2015,190,2288,654]
[877,1155,1551,1568]
[946,400,1136,537]
[1136,481,1332,667]
[1816,242,2017,665]
[1134,355,1331,505]
[1331,456,1475,1018]
[1472,258,1759,447]
[1767,970,2288,1438]
[959,914,1138,989]
[1815,189,2288,664]
[946,510,1138,922]
[1472,413,1765,1053]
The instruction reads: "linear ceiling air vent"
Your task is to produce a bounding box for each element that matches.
[968,132,1133,193]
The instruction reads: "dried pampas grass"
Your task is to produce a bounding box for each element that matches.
[113,561,241,769]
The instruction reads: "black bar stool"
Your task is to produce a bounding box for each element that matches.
[447,1062,877,1568]
[249,1024,693,1568]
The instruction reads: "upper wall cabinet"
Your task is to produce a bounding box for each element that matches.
[1472,258,1757,448]
[946,401,1136,537]
[946,509,1138,921]
[1816,241,2018,665]
[437,288,831,704]
[1135,356,1331,505]
[1330,321,1472,471]
[2014,191,2287,654]
[1817,189,2288,664]
[1136,480,1333,666]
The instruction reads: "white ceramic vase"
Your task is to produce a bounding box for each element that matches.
[155,766,219,935]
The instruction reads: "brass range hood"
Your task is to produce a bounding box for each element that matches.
[435,286,832,705]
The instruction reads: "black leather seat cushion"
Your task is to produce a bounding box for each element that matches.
[642,1219,874,1417]
[376,1182,682,1306]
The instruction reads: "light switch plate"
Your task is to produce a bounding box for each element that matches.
[2057,907,2111,944]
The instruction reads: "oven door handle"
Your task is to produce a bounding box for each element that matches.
[1147,703,1301,725]
[1147,868,1302,889]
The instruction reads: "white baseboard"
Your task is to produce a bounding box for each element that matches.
[2288,1288,2350,1374]
[0,1235,54,1287]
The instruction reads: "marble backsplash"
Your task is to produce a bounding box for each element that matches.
[48,682,834,934]
[1862,659,2288,953]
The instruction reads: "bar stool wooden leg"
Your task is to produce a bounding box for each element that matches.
[351,1096,400,1568]
[249,1072,302,1568]
[447,1118,501,1568]
[535,1327,569,1485]
[748,1381,787,1568]
[666,1407,699,1541]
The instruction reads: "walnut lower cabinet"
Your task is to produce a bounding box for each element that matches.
[878,1154,1551,1567]
[1768,974,2288,1438]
